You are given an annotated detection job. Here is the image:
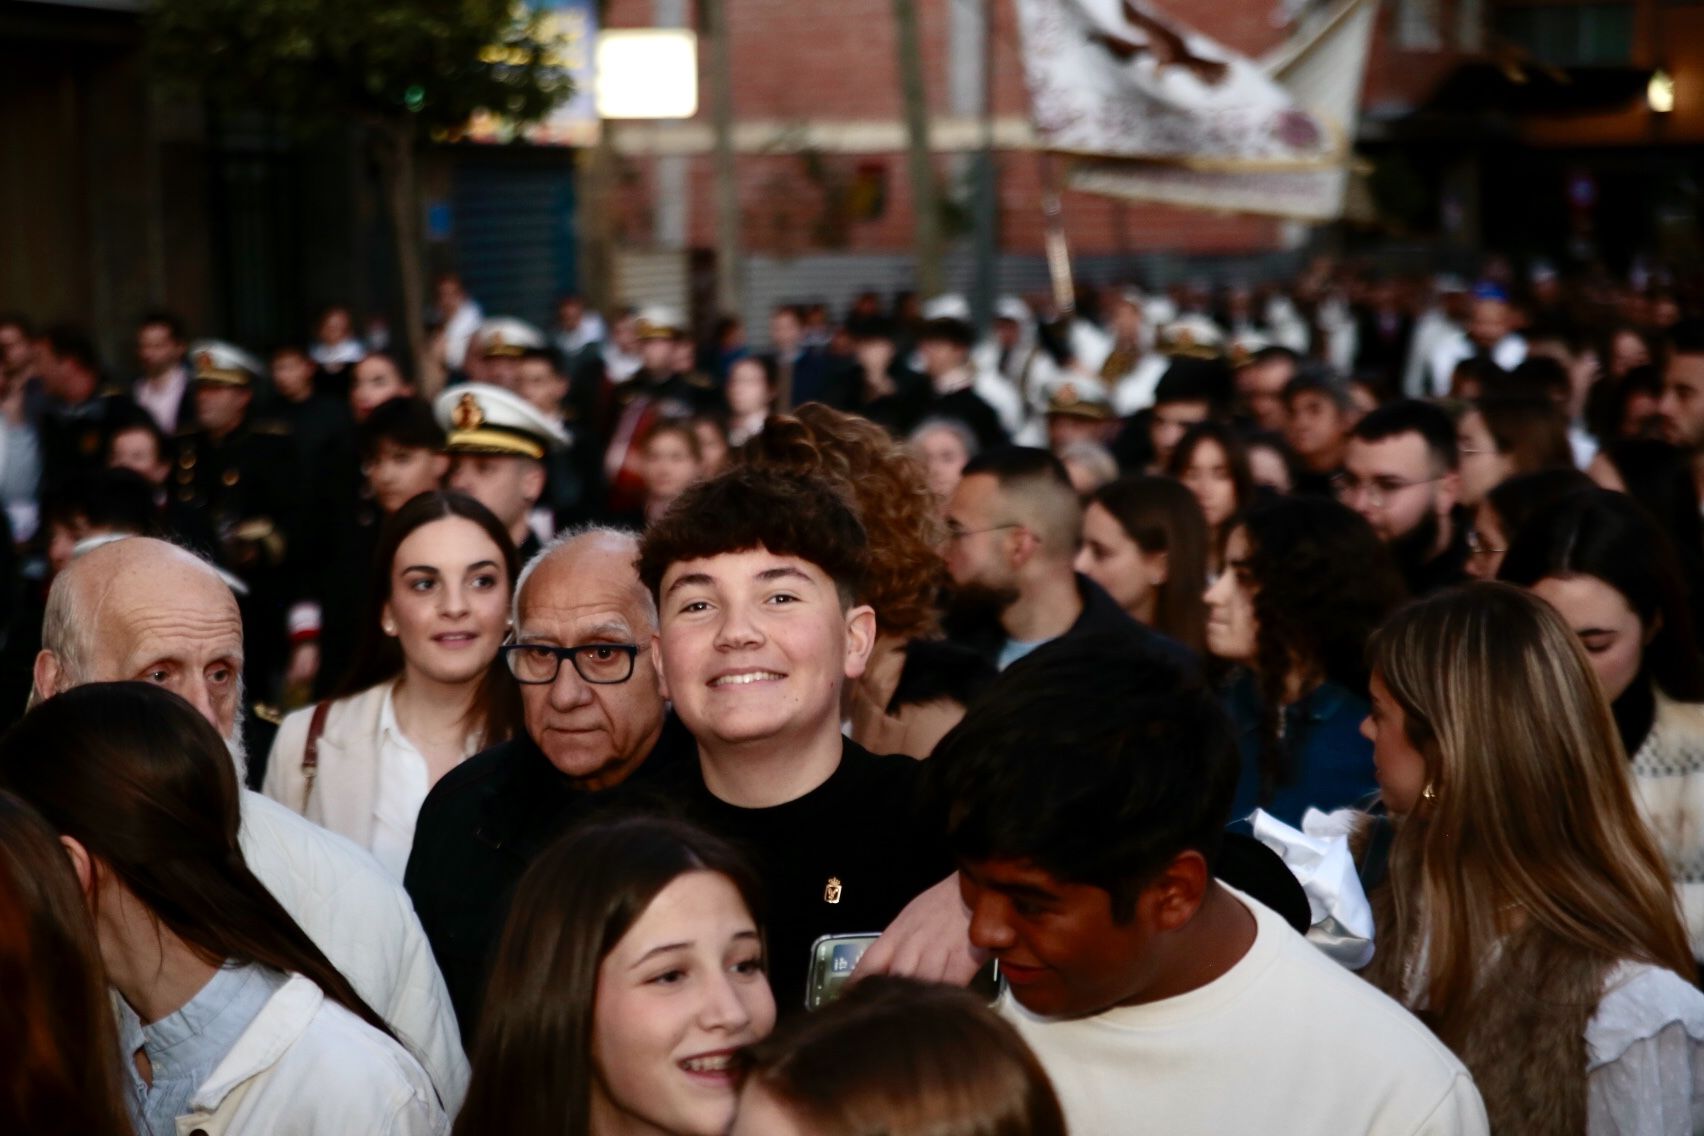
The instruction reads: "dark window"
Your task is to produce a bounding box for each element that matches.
[1492,2,1635,66]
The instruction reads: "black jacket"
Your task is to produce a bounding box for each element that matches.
[945,572,1198,677]
[404,715,696,1041]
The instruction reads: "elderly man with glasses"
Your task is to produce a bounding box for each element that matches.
[405,527,697,1038]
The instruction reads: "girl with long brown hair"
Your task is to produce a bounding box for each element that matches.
[1076,474,1210,653]
[265,490,522,877]
[456,815,775,1136]
[0,682,446,1136]
[1359,583,1704,1134]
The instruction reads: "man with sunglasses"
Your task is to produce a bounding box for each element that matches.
[404,526,695,1038]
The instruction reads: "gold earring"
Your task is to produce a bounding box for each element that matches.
[383,622,397,635]
[1421,783,1437,802]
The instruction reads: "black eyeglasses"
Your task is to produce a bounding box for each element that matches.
[500,642,640,685]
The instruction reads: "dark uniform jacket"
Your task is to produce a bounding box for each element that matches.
[40,388,137,493]
[172,418,302,696]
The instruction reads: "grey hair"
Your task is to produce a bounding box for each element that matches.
[909,416,981,459]
[511,524,658,633]
[1057,440,1120,493]
[37,569,92,694]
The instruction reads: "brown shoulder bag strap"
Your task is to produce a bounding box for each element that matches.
[301,700,332,812]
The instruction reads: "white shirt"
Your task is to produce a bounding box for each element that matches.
[999,888,1489,1136]
[1586,962,1704,1136]
[1110,354,1171,417]
[1427,332,1527,398]
[1404,309,1461,399]
[135,364,190,433]
[555,312,607,356]
[372,687,433,880]
[441,301,484,371]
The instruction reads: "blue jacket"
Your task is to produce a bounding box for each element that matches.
[1223,671,1378,827]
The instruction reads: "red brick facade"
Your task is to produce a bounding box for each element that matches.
[599,0,1468,258]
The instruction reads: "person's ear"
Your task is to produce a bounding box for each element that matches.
[1148,549,1171,588]
[1435,469,1461,515]
[33,649,64,703]
[651,634,671,702]
[1140,850,1210,934]
[520,462,547,506]
[842,603,878,681]
[1006,526,1038,569]
[380,601,398,637]
[59,835,94,897]
[1644,611,1664,648]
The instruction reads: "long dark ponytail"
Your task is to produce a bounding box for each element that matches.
[0,682,394,1039]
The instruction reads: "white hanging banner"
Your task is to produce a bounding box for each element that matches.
[1015,0,1379,221]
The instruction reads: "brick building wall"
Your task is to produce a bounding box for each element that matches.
[599,0,1426,259]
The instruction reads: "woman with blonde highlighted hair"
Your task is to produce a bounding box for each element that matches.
[1358,583,1704,1135]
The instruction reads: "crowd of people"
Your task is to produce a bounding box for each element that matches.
[4,251,1704,1134]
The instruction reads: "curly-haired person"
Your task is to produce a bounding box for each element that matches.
[739,404,995,758]
[1203,495,1407,825]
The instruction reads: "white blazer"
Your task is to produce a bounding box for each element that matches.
[237,790,469,1112]
[264,682,393,848]
[170,974,448,1136]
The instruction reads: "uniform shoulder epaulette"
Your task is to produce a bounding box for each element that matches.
[251,702,284,726]
[686,373,714,390]
[250,419,292,437]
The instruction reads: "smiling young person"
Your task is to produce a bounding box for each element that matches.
[638,467,954,1010]
[920,634,1488,1136]
[455,815,774,1136]
[265,491,522,878]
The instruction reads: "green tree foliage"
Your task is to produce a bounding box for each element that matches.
[147,0,575,388]
[147,0,572,138]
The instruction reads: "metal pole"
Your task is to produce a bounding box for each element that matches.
[893,0,944,298]
[577,124,618,314]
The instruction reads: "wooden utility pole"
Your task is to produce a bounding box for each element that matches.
[893,0,944,298]
[577,126,618,315]
[705,0,744,319]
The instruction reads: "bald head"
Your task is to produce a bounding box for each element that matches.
[515,527,656,634]
[511,527,665,787]
[36,538,244,738]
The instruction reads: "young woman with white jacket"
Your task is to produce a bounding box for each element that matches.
[0,681,448,1136]
[265,490,523,878]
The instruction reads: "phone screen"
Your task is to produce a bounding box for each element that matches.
[805,933,879,1009]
